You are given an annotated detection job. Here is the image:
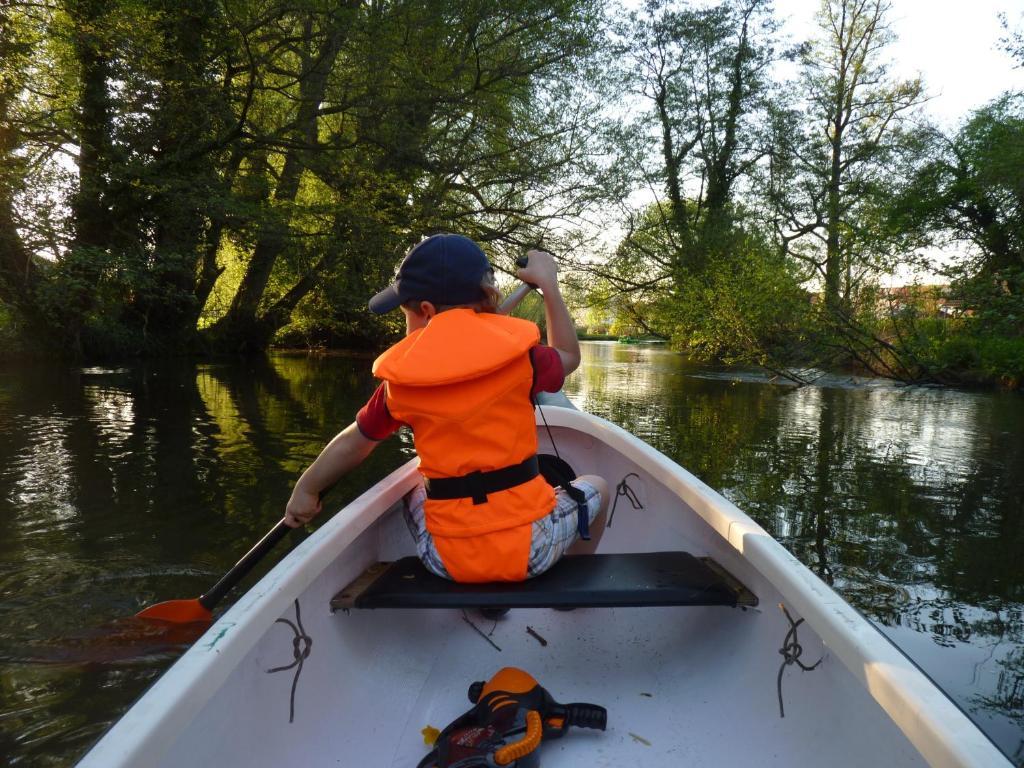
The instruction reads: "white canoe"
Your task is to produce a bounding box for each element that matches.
[80,405,1010,767]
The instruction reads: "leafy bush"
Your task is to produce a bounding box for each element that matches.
[976,335,1024,383]
[905,317,1024,387]
[28,246,201,358]
[0,302,27,356]
[671,228,813,369]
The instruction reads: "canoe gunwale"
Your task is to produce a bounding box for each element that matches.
[79,407,1010,768]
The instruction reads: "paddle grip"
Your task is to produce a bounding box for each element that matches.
[199,520,292,611]
[515,255,538,289]
[565,703,607,731]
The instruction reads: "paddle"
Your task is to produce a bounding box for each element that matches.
[136,519,293,624]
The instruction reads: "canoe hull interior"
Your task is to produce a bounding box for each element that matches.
[79,408,1008,768]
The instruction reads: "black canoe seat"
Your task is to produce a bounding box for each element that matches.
[330,552,757,611]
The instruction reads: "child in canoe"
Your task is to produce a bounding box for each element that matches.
[284,233,608,582]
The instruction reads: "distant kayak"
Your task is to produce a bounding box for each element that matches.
[617,335,667,344]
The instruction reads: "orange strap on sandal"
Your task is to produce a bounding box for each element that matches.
[494,710,542,765]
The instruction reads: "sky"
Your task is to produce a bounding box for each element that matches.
[775,0,1023,128]
[779,0,1024,282]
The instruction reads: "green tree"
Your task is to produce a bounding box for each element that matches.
[614,0,777,275]
[889,93,1024,381]
[591,0,808,374]
[4,0,255,353]
[2,0,606,357]
[771,0,924,314]
[0,4,35,309]
[203,0,605,351]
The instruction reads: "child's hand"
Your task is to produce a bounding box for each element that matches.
[284,486,322,528]
[517,249,559,291]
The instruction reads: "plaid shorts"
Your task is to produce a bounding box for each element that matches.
[402,479,602,580]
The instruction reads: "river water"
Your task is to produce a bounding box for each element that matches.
[0,343,1021,765]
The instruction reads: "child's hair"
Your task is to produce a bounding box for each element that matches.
[403,270,501,315]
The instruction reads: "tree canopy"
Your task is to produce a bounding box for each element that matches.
[1,0,606,355]
[1,0,1022,385]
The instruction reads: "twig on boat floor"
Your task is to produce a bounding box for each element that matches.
[776,603,823,718]
[461,610,501,652]
[629,732,652,746]
[526,626,548,646]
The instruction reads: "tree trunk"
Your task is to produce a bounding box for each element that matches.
[0,184,32,307]
[703,9,751,220]
[212,16,348,349]
[0,9,33,306]
[824,3,849,315]
[69,0,113,253]
[192,148,245,327]
[700,7,755,268]
[825,124,844,312]
[656,82,689,243]
[143,0,225,347]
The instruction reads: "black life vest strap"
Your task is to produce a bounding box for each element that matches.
[423,455,540,506]
[538,453,590,541]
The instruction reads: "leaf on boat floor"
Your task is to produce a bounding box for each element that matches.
[629,732,652,746]
[422,726,440,746]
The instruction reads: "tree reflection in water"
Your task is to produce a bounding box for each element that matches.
[0,353,410,764]
[0,347,1021,764]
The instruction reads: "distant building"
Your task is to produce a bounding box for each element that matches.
[876,284,969,318]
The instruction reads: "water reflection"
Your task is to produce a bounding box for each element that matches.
[0,355,408,764]
[564,342,1023,762]
[0,347,1021,765]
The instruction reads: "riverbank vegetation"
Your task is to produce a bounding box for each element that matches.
[0,0,1021,387]
[580,0,1024,388]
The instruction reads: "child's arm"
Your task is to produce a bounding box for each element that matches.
[517,249,581,375]
[284,421,379,527]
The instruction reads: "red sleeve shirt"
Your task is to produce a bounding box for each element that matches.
[529,345,565,395]
[355,345,565,441]
[355,379,403,441]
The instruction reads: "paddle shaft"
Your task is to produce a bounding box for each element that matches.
[198,520,292,611]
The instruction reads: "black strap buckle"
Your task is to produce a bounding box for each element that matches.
[466,471,487,505]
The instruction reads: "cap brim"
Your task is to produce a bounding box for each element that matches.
[368,284,403,314]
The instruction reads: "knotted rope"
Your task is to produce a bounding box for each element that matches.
[267,599,313,723]
[608,473,642,528]
[776,603,822,718]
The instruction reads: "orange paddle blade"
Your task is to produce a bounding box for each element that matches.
[136,598,213,624]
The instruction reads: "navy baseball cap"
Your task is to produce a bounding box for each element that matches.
[368,233,492,314]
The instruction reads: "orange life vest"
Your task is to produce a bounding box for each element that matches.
[372,309,556,582]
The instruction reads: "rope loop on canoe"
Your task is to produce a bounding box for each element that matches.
[776,603,822,718]
[267,599,313,723]
[607,473,642,528]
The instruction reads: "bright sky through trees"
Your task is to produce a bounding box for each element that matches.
[849,0,1024,282]
[777,0,1023,126]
